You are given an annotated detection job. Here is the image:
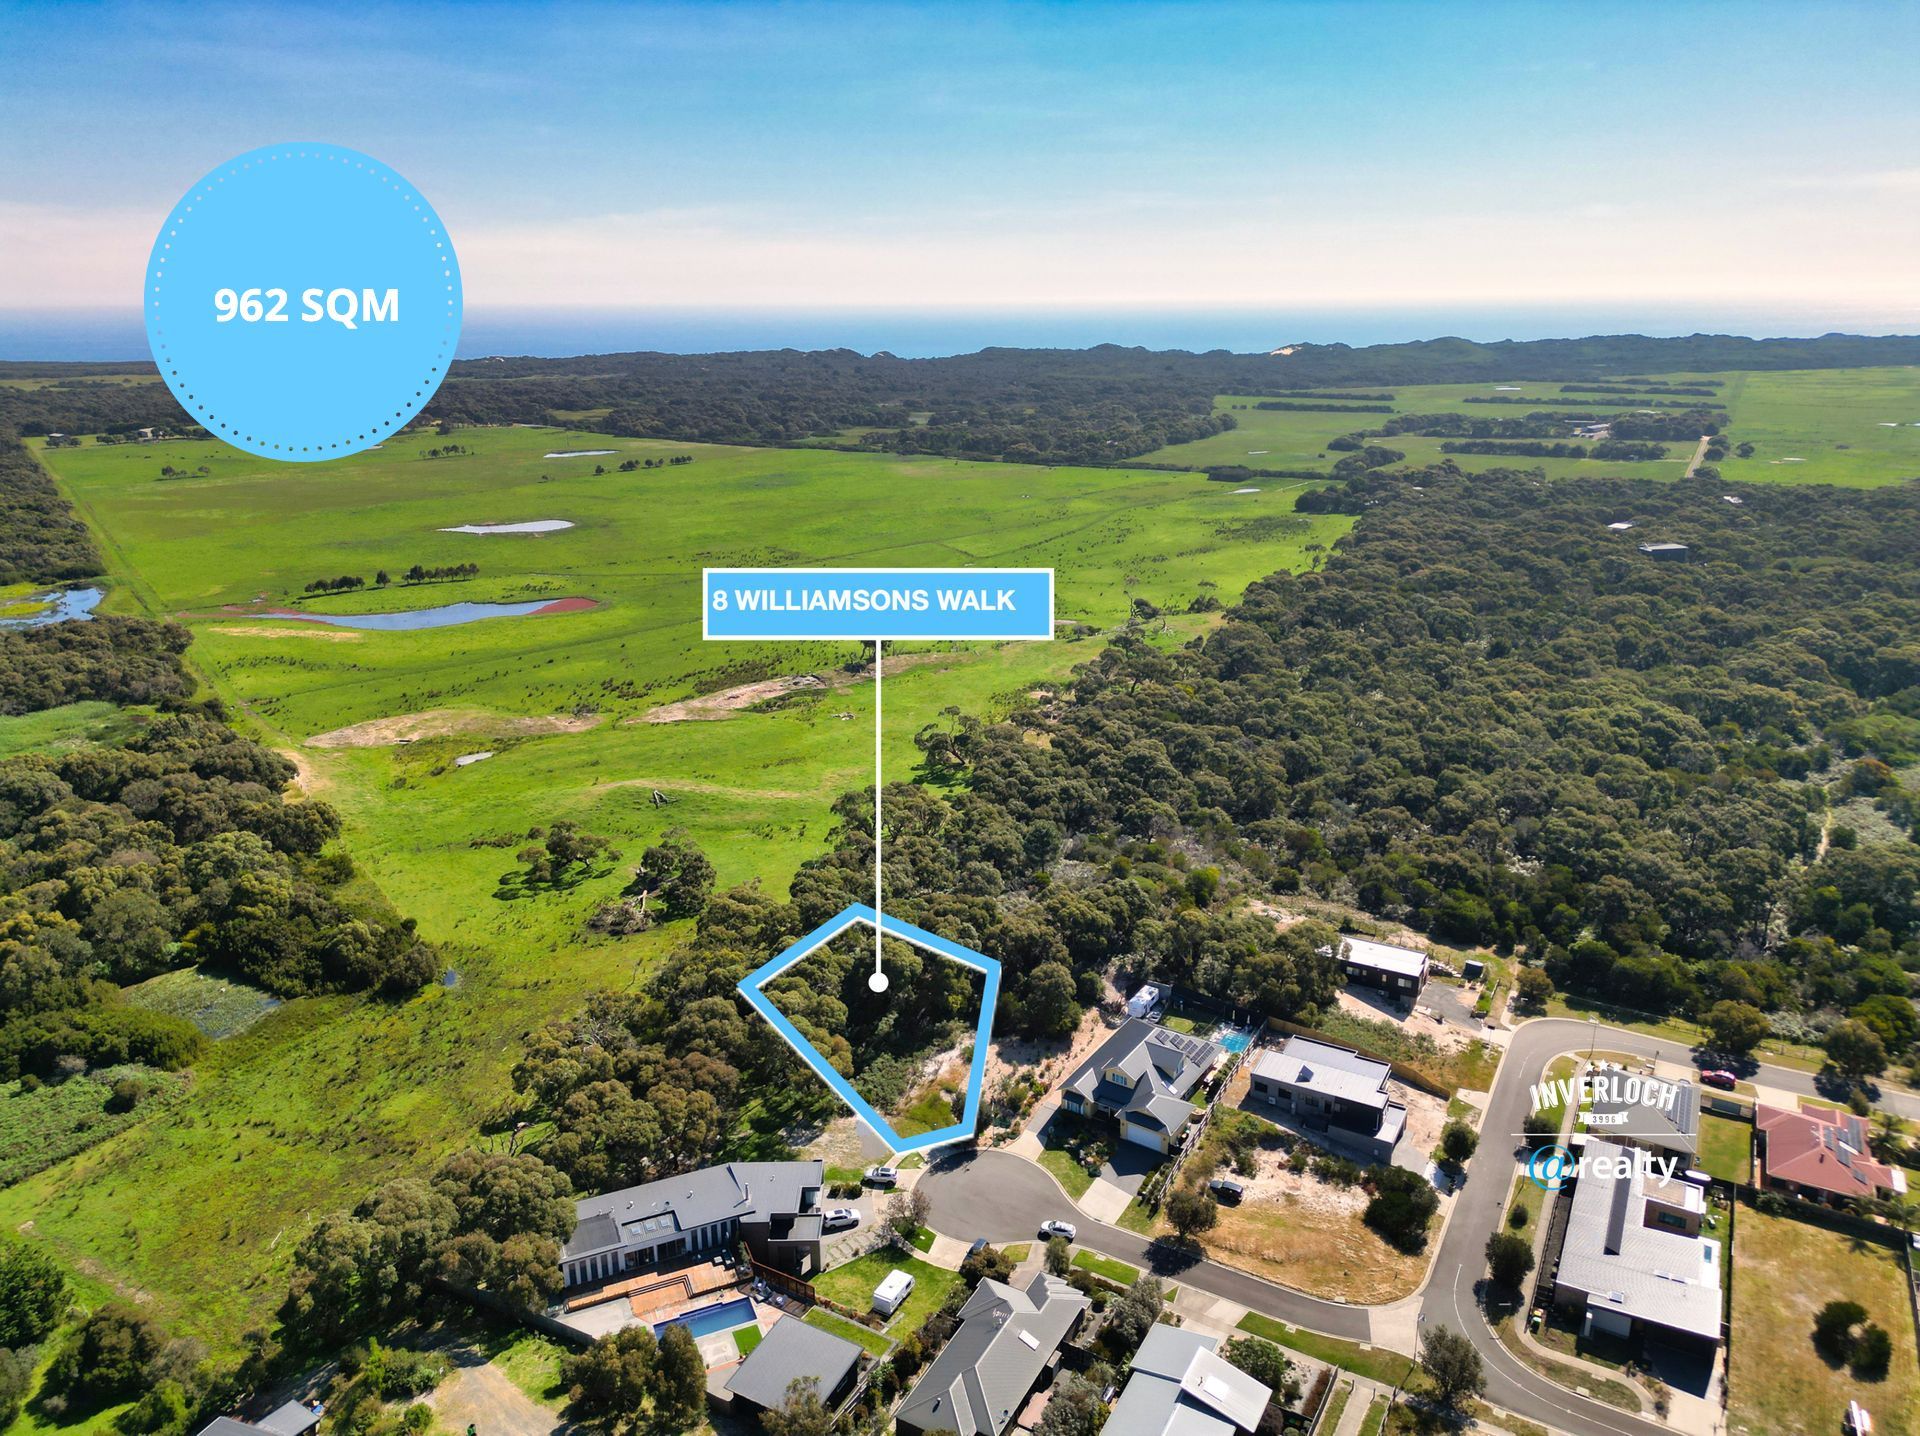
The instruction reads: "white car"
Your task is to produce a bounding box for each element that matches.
[823,1208,860,1232]
[1039,1219,1077,1242]
[865,1165,900,1187]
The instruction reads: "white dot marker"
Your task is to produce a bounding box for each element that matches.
[868,970,890,994]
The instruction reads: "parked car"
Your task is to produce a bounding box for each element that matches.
[1207,1177,1246,1204]
[966,1237,989,1259]
[1699,1069,1738,1090]
[1039,1219,1077,1241]
[823,1208,861,1232]
[864,1165,900,1187]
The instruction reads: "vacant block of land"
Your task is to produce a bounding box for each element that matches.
[1730,1208,1920,1436]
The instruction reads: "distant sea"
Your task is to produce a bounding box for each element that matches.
[4,303,1918,363]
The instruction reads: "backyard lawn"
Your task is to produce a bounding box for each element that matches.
[803,1306,892,1357]
[1696,1112,1753,1184]
[813,1250,961,1337]
[1730,1207,1920,1435]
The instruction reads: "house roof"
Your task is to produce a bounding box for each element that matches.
[1106,1327,1272,1436]
[197,1408,320,1436]
[1756,1105,1905,1200]
[254,1405,321,1436]
[564,1160,823,1259]
[1252,1038,1393,1111]
[1587,1077,1699,1155]
[725,1314,862,1410]
[1064,1020,1222,1135]
[896,1272,1090,1436]
[1338,937,1428,980]
[1555,1140,1721,1342]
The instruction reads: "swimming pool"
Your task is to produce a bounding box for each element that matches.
[1215,1028,1253,1054]
[656,1295,756,1340]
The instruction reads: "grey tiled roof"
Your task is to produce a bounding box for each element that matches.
[1587,1079,1699,1155]
[1063,1019,1222,1135]
[564,1160,823,1259]
[725,1314,862,1409]
[896,1272,1090,1436]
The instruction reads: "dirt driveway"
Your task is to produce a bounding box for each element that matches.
[425,1353,568,1436]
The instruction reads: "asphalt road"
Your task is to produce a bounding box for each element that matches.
[922,1018,1905,1436]
[918,1147,1373,1340]
[1417,1019,1906,1436]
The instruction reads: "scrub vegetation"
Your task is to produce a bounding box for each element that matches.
[0,337,1916,1423]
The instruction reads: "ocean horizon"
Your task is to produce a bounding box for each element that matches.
[5,302,1919,364]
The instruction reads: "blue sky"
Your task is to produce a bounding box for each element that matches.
[4,1,1918,318]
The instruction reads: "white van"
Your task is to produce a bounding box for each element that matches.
[872,1268,915,1316]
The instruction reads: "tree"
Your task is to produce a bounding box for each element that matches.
[1022,961,1082,1038]
[513,820,613,888]
[1827,1020,1888,1081]
[562,1325,656,1419]
[1440,1119,1479,1167]
[887,1187,932,1244]
[0,1348,31,1431]
[1706,999,1770,1056]
[761,1376,834,1436]
[654,1323,707,1427]
[1485,1231,1535,1290]
[1035,1371,1107,1436]
[0,1235,69,1347]
[1418,1323,1485,1409]
[627,834,716,919]
[46,1303,164,1407]
[1166,1186,1219,1241]
[1852,994,1920,1056]
[1513,966,1553,1010]
[961,1243,1015,1286]
[1222,1335,1297,1401]
[1853,1322,1893,1379]
[1364,1166,1440,1252]
[1045,1235,1072,1276]
[1103,1276,1165,1358]
[1812,1298,1868,1362]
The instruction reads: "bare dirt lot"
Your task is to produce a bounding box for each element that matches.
[1199,1107,1439,1303]
[983,990,1120,1098]
[306,708,603,748]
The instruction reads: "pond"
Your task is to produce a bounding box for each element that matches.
[255,596,593,631]
[0,587,104,628]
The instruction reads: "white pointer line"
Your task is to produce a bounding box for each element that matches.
[873,639,885,987]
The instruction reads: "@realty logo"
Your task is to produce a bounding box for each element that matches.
[1526,1143,1685,1191]
[1527,1145,1577,1191]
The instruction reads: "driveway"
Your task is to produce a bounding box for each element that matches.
[425,1352,565,1436]
[1419,980,1480,1031]
[918,1148,1372,1340]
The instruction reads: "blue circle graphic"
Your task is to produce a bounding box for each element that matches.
[1526,1144,1576,1190]
[144,144,461,462]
